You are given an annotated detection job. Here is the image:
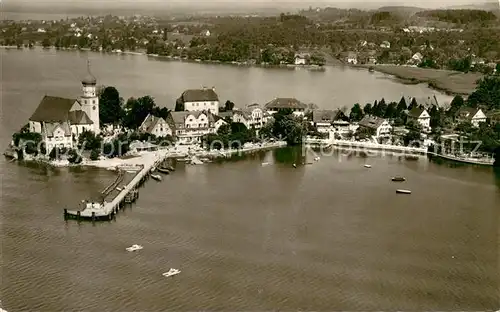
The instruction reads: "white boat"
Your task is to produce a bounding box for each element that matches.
[151,174,162,181]
[126,244,143,252]
[190,156,204,165]
[364,164,372,168]
[396,189,412,194]
[261,162,270,166]
[314,157,320,161]
[162,268,181,277]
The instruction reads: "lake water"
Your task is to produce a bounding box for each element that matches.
[1,48,499,311]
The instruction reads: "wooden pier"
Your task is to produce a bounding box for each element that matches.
[64,152,169,222]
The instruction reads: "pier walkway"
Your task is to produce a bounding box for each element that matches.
[64,150,169,221]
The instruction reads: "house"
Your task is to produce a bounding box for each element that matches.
[213,115,228,132]
[410,52,423,64]
[167,111,215,144]
[346,52,358,65]
[139,114,172,137]
[456,107,487,127]
[358,115,392,138]
[129,140,158,153]
[42,121,74,153]
[232,104,266,129]
[176,87,219,115]
[380,41,391,49]
[294,53,308,65]
[408,107,431,131]
[265,98,308,117]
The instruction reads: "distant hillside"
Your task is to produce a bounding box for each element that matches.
[375,6,426,15]
[446,2,500,12]
[415,9,498,24]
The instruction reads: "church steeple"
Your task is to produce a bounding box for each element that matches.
[82,59,96,85]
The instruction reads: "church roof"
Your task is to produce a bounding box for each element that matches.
[29,96,79,122]
[82,73,97,85]
[68,110,93,125]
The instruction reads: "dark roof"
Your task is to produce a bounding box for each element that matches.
[408,107,426,118]
[456,107,481,121]
[82,73,96,85]
[264,98,308,110]
[359,115,388,129]
[29,96,79,122]
[167,111,210,129]
[68,110,93,125]
[312,110,336,123]
[218,111,234,119]
[179,89,218,102]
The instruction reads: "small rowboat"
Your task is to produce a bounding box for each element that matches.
[396,189,411,194]
[151,174,162,181]
[364,164,372,168]
[163,268,181,277]
[392,176,406,182]
[126,244,143,252]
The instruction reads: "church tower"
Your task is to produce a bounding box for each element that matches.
[80,60,100,134]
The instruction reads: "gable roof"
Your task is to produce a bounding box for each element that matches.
[456,107,483,120]
[312,110,337,123]
[265,98,308,110]
[359,115,388,130]
[68,110,93,125]
[140,114,167,133]
[408,107,427,119]
[179,89,218,102]
[43,121,72,137]
[29,96,79,122]
[168,111,209,128]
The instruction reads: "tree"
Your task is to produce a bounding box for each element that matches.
[41,38,51,48]
[385,102,397,119]
[408,97,418,111]
[467,76,500,110]
[494,146,500,167]
[496,63,500,75]
[152,107,170,120]
[99,86,124,124]
[448,95,465,116]
[272,110,306,145]
[67,148,82,164]
[175,97,184,111]
[403,130,421,146]
[78,130,102,150]
[224,100,235,111]
[363,103,372,115]
[397,96,407,113]
[429,105,443,129]
[90,149,100,161]
[122,96,156,129]
[349,103,364,121]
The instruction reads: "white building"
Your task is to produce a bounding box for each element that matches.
[358,115,392,138]
[232,104,266,129]
[294,53,308,65]
[79,62,100,134]
[264,98,307,117]
[167,111,216,144]
[311,109,350,134]
[346,52,358,65]
[456,107,487,127]
[380,41,391,49]
[139,114,172,137]
[408,107,431,131]
[42,121,74,153]
[176,87,219,115]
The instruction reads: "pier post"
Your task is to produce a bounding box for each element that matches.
[77,211,81,221]
[92,212,95,222]
[64,209,67,220]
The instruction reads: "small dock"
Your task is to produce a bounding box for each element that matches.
[64,151,170,222]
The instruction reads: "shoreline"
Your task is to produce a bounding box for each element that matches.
[353,64,481,96]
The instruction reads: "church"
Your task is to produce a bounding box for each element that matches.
[28,62,100,154]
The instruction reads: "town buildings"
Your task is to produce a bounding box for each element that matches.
[139,114,172,137]
[167,111,217,144]
[408,107,431,132]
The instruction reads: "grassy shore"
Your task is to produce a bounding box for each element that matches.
[357,64,483,95]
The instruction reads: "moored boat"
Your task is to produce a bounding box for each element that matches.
[151,174,162,181]
[364,164,372,168]
[392,176,406,182]
[157,167,170,174]
[126,244,143,252]
[396,189,411,194]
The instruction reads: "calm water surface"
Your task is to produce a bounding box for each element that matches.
[1,49,499,311]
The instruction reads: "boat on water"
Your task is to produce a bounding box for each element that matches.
[364,164,372,168]
[157,167,170,174]
[162,268,181,277]
[392,176,406,182]
[292,163,297,168]
[261,162,270,166]
[189,156,204,165]
[396,189,412,194]
[151,174,162,181]
[126,244,143,252]
[314,157,320,161]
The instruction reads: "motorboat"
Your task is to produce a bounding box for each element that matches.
[126,244,143,252]
[162,268,181,277]
[364,164,372,168]
[262,162,270,166]
[396,189,412,194]
[392,176,406,182]
[292,163,297,168]
[314,157,320,161]
[151,174,162,181]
